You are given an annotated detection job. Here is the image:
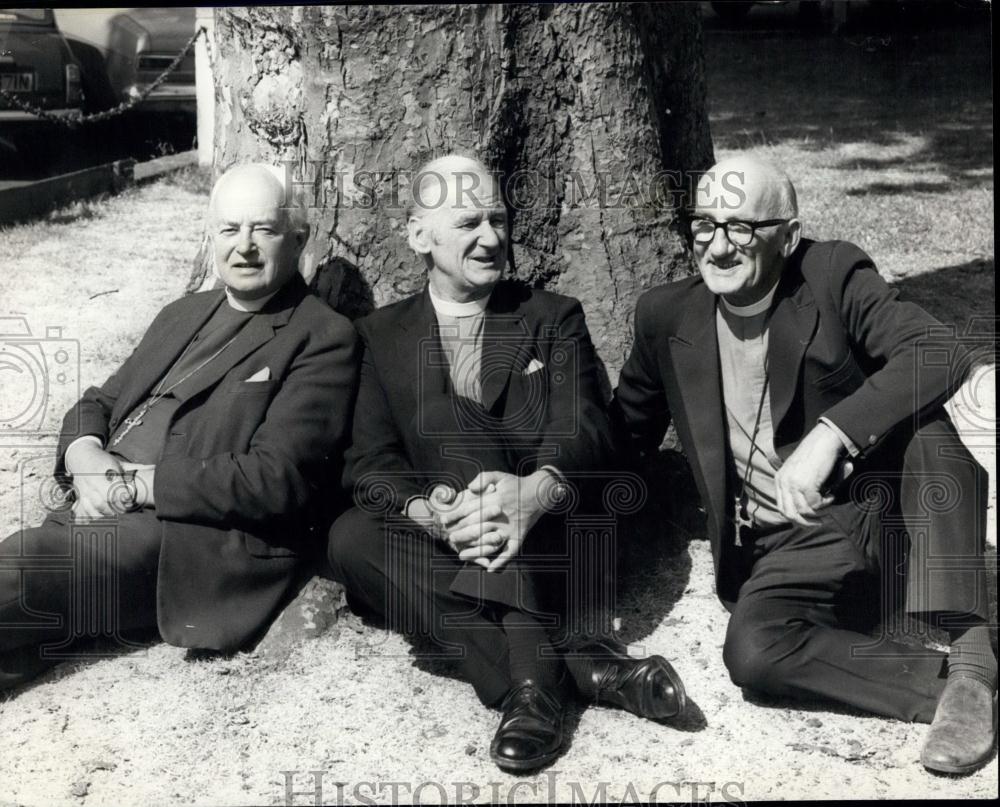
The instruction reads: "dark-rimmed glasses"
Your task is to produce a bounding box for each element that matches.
[689,217,788,247]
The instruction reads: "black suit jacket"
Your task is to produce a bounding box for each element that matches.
[611,239,967,604]
[55,275,359,650]
[345,279,613,512]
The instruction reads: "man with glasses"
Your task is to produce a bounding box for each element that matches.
[611,155,995,774]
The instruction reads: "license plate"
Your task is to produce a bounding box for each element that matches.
[0,72,34,92]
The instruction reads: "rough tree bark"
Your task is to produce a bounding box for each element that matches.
[207,3,713,384]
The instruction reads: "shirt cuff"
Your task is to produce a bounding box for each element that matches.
[818,417,859,457]
[402,494,423,518]
[537,465,566,484]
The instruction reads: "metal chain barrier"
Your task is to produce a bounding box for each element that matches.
[0,26,208,128]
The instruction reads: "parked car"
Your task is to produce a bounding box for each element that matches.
[0,8,84,122]
[54,7,196,115]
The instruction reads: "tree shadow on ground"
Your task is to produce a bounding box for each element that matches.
[2,630,160,700]
[611,450,704,646]
[892,258,996,341]
[705,15,992,190]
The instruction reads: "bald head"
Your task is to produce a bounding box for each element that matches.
[691,154,802,307]
[209,163,308,233]
[405,153,508,302]
[696,155,798,221]
[407,154,499,220]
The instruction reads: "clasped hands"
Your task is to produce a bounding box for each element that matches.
[406,469,563,572]
[63,439,155,520]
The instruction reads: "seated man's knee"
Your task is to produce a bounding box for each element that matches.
[327,507,381,580]
[723,604,801,692]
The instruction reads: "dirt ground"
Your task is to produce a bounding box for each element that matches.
[1,11,996,806]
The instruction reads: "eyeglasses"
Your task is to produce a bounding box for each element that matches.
[689,217,788,247]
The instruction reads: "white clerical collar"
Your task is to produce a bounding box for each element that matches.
[427,283,491,317]
[225,288,278,313]
[720,280,780,318]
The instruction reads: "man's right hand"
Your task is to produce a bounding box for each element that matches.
[404,487,498,568]
[64,438,125,520]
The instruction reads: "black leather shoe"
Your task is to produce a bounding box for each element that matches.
[490,680,565,772]
[920,676,997,775]
[567,639,686,720]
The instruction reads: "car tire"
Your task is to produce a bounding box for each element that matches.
[65,39,116,113]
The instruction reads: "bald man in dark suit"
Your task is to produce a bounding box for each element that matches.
[1,164,359,689]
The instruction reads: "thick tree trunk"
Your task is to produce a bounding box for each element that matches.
[210,3,712,383]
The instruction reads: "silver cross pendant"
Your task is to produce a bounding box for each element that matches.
[734,495,753,547]
[111,403,149,447]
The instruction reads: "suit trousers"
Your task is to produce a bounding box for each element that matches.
[722,505,947,723]
[329,395,587,706]
[722,412,990,724]
[330,506,537,707]
[0,510,161,675]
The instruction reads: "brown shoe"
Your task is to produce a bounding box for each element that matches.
[920,676,998,775]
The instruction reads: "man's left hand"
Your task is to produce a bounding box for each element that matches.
[774,422,852,525]
[460,469,563,572]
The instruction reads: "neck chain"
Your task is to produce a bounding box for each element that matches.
[110,330,242,447]
[728,355,770,547]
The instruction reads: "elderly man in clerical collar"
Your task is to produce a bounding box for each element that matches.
[1,164,358,690]
[612,154,996,776]
[328,154,687,773]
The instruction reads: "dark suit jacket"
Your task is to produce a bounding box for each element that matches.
[611,239,968,605]
[55,275,359,650]
[345,278,613,514]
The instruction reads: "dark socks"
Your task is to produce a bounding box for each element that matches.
[501,609,562,692]
[947,622,998,691]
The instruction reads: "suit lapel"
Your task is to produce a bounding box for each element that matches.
[668,283,728,524]
[767,270,818,434]
[116,291,224,418]
[171,276,304,403]
[397,288,449,401]
[481,287,529,412]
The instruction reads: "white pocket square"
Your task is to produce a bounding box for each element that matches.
[244,367,271,382]
[523,358,545,375]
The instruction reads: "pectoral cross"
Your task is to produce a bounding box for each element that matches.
[734,493,753,547]
[111,402,149,447]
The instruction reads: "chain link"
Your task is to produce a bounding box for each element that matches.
[0,26,209,128]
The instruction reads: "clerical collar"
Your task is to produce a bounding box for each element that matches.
[225,288,278,313]
[427,284,491,317]
[720,280,780,318]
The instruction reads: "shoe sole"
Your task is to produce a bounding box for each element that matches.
[921,752,995,776]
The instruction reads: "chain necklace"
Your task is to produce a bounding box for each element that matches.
[726,357,770,547]
[110,332,242,447]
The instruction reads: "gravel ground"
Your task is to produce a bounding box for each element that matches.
[0,159,995,805]
[1,14,996,801]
